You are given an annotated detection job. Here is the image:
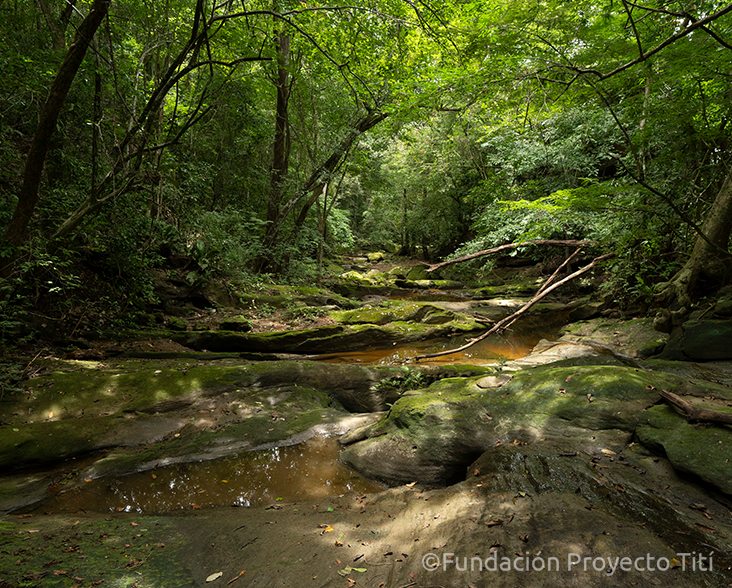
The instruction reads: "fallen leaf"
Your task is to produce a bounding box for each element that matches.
[337,567,367,576]
[405,481,417,487]
[558,388,566,394]
[694,523,716,533]
[601,449,617,455]
[565,376,572,382]
[689,503,713,519]
[484,519,503,527]
[518,534,529,542]
[206,572,223,582]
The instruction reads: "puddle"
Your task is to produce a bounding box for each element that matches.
[20,436,381,515]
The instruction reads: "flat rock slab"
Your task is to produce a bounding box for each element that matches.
[559,317,669,358]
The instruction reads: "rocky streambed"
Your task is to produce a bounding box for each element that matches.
[2,277,732,587]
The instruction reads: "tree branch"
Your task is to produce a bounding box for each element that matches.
[660,389,732,425]
[415,252,615,361]
[563,4,732,81]
[424,239,595,273]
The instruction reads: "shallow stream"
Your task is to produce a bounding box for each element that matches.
[20,435,380,515]
[12,296,565,516]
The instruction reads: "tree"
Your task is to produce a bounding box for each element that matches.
[1,0,110,277]
[437,0,732,303]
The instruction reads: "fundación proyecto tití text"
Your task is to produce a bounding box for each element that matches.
[421,551,713,575]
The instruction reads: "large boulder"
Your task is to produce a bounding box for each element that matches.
[660,319,732,361]
[341,364,732,496]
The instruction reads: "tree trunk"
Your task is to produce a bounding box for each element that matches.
[255,108,388,274]
[657,169,732,308]
[267,29,292,227]
[1,0,109,277]
[252,28,292,274]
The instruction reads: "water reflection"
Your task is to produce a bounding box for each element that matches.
[313,329,555,365]
[30,436,380,515]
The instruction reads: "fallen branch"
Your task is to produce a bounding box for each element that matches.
[659,389,732,425]
[414,252,614,361]
[424,239,595,273]
[536,246,582,297]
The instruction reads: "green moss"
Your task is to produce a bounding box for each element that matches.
[637,405,732,494]
[0,416,136,470]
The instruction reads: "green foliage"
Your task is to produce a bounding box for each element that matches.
[0,360,24,399]
[187,210,268,283]
[325,208,356,254]
[372,368,430,395]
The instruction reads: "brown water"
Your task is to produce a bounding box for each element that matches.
[313,329,553,365]
[25,436,381,515]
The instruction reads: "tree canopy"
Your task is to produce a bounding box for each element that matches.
[3,0,732,328]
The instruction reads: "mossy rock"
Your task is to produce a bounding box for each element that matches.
[660,319,732,361]
[218,316,251,331]
[0,414,187,472]
[367,252,385,263]
[636,404,732,494]
[341,365,729,489]
[406,265,430,280]
[173,314,483,353]
[330,303,456,326]
[167,316,188,331]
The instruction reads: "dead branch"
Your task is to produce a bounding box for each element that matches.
[536,246,582,296]
[659,389,732,426]
[414,253,614,361]
[424,239,595,273]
